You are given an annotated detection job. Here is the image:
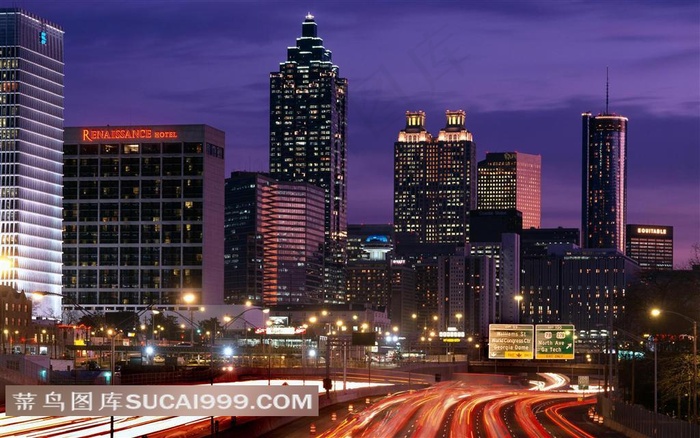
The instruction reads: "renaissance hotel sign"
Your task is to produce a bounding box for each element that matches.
[81,128,178,142]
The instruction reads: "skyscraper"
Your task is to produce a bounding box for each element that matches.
[224,172,325,306]
[582,108,628,252]
[270,14,348,303]
[477,152,541,229]
[394,110,477,255]
[62,125,225,313]
[0,9,64,318]
[261,180,325,306]
[625,224,673,270]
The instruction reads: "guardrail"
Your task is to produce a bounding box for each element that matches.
[597,395,699,438]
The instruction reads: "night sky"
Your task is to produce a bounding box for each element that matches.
[21,0,700,266]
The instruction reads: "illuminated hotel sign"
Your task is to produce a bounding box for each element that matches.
[636,227,667,235]
[81,128,178,142]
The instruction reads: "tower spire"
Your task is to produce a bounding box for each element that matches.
[605,67,609,114]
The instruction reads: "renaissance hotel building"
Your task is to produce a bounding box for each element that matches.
[62,125,225,314]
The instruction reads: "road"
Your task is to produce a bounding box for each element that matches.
[1,374,624,438]
[267,378,627,438]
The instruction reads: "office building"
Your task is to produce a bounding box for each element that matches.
[394,110,477,256]
[437,249,495,338]
[0,285,32,354]
[224,172,268,304]
[469,209,522,324]
[347,224,393,262]
[269,14,348,303]
[626,224,673,270]
[582,110,628,252]
[477,152,541,229]
[0,9,64,318]
[224,172,325,306]
[262,180,325,306]
[520,227,580,257]
[521,245,639,330]
[345,229,415,331]
[62,125,225,313]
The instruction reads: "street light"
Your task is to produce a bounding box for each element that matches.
[150,309,160,346]
[651,308,697,423]
[514,295,524,324]
[183,293,196,344]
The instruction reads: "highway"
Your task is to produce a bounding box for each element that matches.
[311,374,624,438]
[1,373,623,438]
[0,380,389,438]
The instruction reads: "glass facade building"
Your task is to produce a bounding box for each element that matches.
[0,9,64,319]
[394,110,477,255]
[224,172,325,306]
[582,112,628,253]
[62,125,225,313]
[269,14,348,303]
[477,152,541,229]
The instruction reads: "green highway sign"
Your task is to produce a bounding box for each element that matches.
[488,324,534,359]
[535,324,575,359]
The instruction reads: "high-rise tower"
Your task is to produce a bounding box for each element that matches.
[394,110,476,255]
[224,171,325,306]
[477,152,541,229]
[63,125,225,313]
[0,9,64,318]
[582,107,628,252]
[269,14,347,303]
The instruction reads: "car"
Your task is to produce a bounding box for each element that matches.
[83,360,100,370]
[176,342,193,347]
[153,355,165,364]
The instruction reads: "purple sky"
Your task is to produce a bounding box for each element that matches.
[27,0,700,266]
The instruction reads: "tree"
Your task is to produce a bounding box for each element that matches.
[199,317,222,341]
[146,313,180,340]
[658,353,697,420]
[619,269,700,335]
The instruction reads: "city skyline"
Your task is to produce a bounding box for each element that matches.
[21,1,700,266]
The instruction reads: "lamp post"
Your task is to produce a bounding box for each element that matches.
[107,328,116,438]
[151,309,160,346]
[654,335,658,414]
[183,293,196,344]
[514,295,524,324]
[651,308,697,423]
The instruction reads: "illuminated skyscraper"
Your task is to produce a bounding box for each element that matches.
[394,110,477,255]
[477,152,541,229]
[269,14,347,303]
[582,110,628,252]
[224,172,325,306]
[625,224,673,270]
[0,9,63,318]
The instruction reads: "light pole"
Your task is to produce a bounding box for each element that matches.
[107,328,116,438]
[151,309,159,346]
[654,335,658,414]
[514,295,524,324]
[651,308,697,423]
[183,293,196,344]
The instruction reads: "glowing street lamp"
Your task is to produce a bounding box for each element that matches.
[514,295,524,324]
[183,293,196,344]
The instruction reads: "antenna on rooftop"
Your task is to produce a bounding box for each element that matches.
[605,67,609,114]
